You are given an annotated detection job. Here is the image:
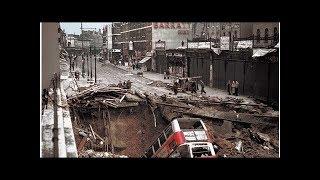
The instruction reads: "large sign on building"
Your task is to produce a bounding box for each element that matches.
[220,36,230,50]
[187,42,212,49]
[153,22,190,29]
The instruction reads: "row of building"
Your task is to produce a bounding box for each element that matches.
[102,22,279,64]
[64,29,103,54]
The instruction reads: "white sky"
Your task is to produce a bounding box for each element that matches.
[60,22,111,35]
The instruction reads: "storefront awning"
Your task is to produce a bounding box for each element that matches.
[252,48,277,57]
[138,56,151,64]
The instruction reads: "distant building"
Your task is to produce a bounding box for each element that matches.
[253,23,279,48]
[67,34,76,47]
[112,22,191,64]
[80,30,103,50]
[191,22,253,41]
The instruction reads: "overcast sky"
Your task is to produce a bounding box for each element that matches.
[60,22,111,35]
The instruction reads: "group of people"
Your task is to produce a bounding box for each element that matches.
[172,78,206,95]
[227,80,239,96]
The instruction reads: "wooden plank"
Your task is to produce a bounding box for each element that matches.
[119,95,126,102]
[89,124,96,140]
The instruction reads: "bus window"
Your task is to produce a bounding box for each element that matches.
[191,146,212,157]
[159,133,166,145]
[165,126,173,138]
[153,140,160,153]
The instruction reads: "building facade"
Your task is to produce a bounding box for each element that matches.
[111,22,192,65]
[253,23,279,48]
[42,22,60,90]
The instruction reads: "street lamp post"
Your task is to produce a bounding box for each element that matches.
[94,54,97,84]
[87,53,89,78]
[82,55,85,78]
[90,54,93,80]
[69,55,72,74]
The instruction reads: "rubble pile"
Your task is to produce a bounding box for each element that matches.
[67,85,143,110]
[68,85,168,157]
[67,82,279,158]
[147,80,168,87]
[138,92,279,158]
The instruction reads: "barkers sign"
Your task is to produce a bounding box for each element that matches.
[153,22,190,29]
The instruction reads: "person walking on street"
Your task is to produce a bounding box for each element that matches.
[227,80,231,95]
[173,81,179,95]
[199,80,206,94]
[235,81,239,96]
[191,81,197,94]
[231,80,236,95]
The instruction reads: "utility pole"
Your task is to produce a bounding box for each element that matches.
[90,54,93,80]
[82,55,85,77]
[87,53,89,78]
[94,54,97,84]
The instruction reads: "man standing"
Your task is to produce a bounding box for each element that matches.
[231,81,236,95]
[227,80,231,95]
[199,80,206,94]
[191,81,197,94]
[173,80,179,95]
[235,81,239,96]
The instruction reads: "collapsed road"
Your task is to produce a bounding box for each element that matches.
[62,62,279,158]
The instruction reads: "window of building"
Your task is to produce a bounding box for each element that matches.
[234,30,237,39]
[223,32,225,36]
[264,28,269,43]
[256,29,260,43]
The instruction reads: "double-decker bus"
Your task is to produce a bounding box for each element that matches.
[142,118,216,158]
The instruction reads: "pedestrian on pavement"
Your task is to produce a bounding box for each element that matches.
[72,60,75,71]
[227,80,231,95]
[191,81,197,94]
[173,81,179,95]
[75,71,80,80]
[235,81,239,96]
[199,80,206,94]
[42,89,49,113]
[231,80,236,95]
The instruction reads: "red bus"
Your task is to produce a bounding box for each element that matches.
[142,118,216,158]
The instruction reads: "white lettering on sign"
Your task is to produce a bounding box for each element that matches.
[112,49,121,52]
[236,40,253,49]
[153,22,189,29]
[220,36,230,50]
[187,42,212,49]
[173,53,183,57]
